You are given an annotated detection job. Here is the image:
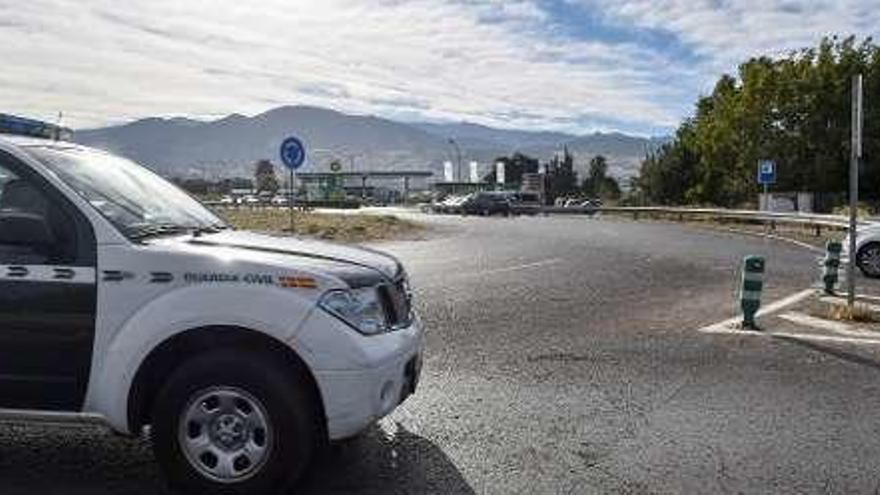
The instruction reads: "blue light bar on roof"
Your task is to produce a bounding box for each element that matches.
[0,113,73,141]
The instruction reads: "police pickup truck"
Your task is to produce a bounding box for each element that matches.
[0,115,423,494]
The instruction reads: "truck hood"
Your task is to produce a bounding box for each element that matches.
[184,230,403,281]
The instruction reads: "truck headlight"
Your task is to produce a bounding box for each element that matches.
[319,287,387,336]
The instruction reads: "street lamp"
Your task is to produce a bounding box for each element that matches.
[448,138,463,182]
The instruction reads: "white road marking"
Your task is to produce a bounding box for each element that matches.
[778,311,880,338]
[699,299,880,346]
[698,288,816,334]
[418,258,565,288]
[769,331,880,345]
[472,258,564,277]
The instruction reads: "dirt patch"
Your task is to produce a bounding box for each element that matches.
[220,208,425,243]
[809,298,880,323]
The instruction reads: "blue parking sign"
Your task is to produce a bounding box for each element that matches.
[758,159,776,185]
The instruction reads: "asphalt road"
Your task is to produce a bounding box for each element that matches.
[4,214,880,494]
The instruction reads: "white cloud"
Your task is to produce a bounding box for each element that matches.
[579,0,880,76]
[0,0,687,133]
[0,0,875,134]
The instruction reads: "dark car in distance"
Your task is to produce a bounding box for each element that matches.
[462,192,512,216]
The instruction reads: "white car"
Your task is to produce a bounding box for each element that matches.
[0,115,424,494]
[843,223,880,278]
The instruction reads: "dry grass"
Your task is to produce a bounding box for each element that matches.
[831,205,874,219]
[815,301,880,323]
[220,208,424,243]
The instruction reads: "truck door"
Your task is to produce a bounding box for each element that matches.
[0,151,97,411]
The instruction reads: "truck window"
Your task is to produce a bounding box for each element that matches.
[0,159,77,265]
[26,145,224,240]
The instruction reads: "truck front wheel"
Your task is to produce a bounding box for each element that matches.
[151,349,317,495]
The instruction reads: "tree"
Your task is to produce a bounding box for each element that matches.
[601,176,621,201]
[634,35,880,210]
[637,123,699,205]
[254,159,279,195]
[582,155,608,196]
[482,152,540,186]
[544,147,578,202]
[582,155,621,200]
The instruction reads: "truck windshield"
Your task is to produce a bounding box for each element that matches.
[25,145,226,240]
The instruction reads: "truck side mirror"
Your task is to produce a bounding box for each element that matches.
[0,211,56,247]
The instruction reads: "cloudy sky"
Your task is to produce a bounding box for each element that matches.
[1,0,878,135]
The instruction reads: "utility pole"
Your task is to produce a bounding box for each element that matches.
[848,74,863,308]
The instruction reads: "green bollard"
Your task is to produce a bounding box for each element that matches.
[740,255,765,330]
[822,240,842,295]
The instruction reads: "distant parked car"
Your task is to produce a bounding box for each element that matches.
[510,192,542,215]
[219,195,234,205]
[429,196,450,214]
[462,192,511,216]
[434,194,471,214]
[450,194,473,214]
[243,195,260,206]
[271,195,289,206]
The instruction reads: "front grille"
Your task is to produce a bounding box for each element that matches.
[378,278,412,328]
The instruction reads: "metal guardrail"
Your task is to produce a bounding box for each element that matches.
[204,200,361,209]
[206,197,872,234]
[537,205,873,233]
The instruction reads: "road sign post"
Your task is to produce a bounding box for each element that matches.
[848,74,863,308]
[280,136,306,232]
[757,159,776,211]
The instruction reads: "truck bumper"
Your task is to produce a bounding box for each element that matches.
[302,313,424,440]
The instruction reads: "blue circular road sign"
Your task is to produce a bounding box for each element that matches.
[280,136,306,170]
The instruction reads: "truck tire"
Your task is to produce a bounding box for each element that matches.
[151,349,317,495]
[857,242,880,279]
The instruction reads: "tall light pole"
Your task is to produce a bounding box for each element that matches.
[448,138,463,182]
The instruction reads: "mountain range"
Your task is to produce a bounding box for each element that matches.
[74,105,668,182]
